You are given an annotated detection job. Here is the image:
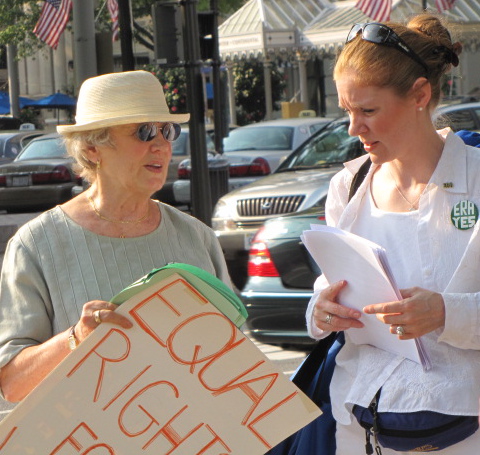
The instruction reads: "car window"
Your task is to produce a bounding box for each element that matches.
[0,138,8,157]
[474,108,480,129]
[205,133,215,152]
[172,131,216,156]
[223,126,293,151]
[278,122,360,171]
[17,137,66,160]
[435,108,476,131]
[172,132,188,156]
[4,137,24,158]
[309,123,327,134]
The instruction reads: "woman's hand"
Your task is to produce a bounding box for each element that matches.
[363,287,446,339]
[313,280,364,332]
[75,300,133,343]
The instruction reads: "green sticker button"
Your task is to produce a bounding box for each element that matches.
[451,201,478,230]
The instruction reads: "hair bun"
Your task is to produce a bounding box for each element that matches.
[433,42,461,67]
[449,42,462,67]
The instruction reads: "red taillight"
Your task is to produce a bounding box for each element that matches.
[0,175,6,187]
[32,165,72,184]
[177,162,191,179]
[229,157,271,177]
[247,228,280,277]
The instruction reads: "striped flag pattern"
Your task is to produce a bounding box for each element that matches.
[355,0,392,22]
[33,0,73,50]
[107,0,120,42]
[436,0,456,13]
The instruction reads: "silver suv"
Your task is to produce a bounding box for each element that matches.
[212,118,364,289]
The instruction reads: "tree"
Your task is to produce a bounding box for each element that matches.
[144,64,188,114]
[0,1,42,57]
[233,59,286,125]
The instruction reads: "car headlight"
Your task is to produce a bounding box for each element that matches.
[212,199,237,231]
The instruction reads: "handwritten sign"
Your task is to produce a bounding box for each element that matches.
[0,273,320,454]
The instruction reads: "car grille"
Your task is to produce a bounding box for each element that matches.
[237,195,306,217]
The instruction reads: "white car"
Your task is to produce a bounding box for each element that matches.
[173,117,334,205]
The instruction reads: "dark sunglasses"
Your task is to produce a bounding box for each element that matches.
[136,122,181,142]
[346,23,429,76]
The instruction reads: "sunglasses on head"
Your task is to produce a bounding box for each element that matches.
[136,122,181,142]
[346,23,429,76]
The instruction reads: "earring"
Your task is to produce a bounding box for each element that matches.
[417,107,424,112]
[96,160,101,171]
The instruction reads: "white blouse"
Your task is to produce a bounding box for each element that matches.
[306,130,480,424]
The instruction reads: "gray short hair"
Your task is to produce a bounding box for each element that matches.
[61,128,114,183]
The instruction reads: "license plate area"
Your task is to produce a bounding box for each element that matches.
[7,174,31,187]
[244,232,256,250]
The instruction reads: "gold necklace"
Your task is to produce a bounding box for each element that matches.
[87,194,150,224]
[388,165,423,212]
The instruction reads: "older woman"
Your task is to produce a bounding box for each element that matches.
[0,70,231,403]
[306,14,480,454]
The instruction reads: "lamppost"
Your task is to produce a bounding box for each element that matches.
[183,0,213,225]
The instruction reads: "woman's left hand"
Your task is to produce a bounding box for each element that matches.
[363,287,446,339]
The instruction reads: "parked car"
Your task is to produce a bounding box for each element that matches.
[172,117,333,205]
[434,101,480,132]
[0,133,81,212]
[0,131,44,165]
[212,117,364,289]
[241,207,325,347]
[153,126,217,204]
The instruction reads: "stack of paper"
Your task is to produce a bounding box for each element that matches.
[301,225,431,370]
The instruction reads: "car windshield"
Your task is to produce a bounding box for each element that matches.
[277,122,361,172]
[223,126,293,152]
[17,137,66,160]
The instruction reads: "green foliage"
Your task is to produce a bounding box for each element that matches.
[233,60,286,125]
[18,107,44,129]
[0,1,42,57]
[144,64,188,114]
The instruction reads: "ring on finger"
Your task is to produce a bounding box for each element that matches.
[94,309,102,325]
[325,313,333,325]
[395,325,405,336]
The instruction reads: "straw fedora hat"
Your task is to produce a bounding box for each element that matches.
[57,70,190,134]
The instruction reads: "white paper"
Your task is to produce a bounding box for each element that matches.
[302,225,430,369]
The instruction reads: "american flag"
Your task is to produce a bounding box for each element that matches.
[355,0,392,22]
[436,0,456,13]
[33,0,73,50]
[107,0,120,42]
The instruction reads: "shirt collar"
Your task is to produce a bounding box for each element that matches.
[430,128,467,194]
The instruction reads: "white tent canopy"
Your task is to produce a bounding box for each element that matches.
[219,0,480,120]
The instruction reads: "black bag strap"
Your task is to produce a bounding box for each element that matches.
[294,156,372,392]
[348,157,372,202]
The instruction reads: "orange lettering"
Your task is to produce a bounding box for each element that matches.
[67,329,130,402]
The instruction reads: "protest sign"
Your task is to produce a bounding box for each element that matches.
[0,272,320,454]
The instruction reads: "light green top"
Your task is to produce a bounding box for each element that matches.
[0,202,231,369]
